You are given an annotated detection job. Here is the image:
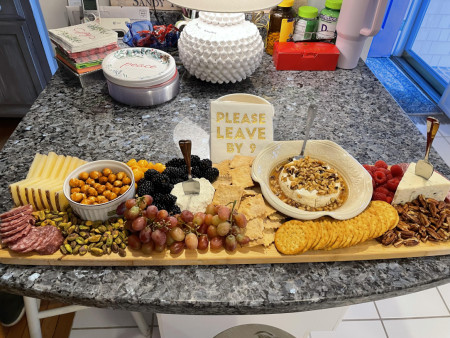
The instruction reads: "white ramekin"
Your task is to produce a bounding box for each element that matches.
[63,160,135,221]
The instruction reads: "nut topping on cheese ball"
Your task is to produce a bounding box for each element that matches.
[270,156,348,211]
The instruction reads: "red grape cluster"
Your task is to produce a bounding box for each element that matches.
[120,195,250,254]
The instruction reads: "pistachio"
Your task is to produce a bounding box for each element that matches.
[79,245,88,256]
[106,234,113,247]
[88,235,102,243]
[60,245,68,255]
[70,241,77,249]
[67,233,78,241]
[64,243,73,254]
[75,237,86,245]
[91,248,104,256]
[73,245,81,255]
[115,237,122,245]
[111,242,119,253]
[106,247,112,255]
[97,225,107,233]
[120,242,127,249]
[79,225,90,231]
[67,225,76,235]
[118,248,126,257]
[112,230,119,239]
[94,242,104,248]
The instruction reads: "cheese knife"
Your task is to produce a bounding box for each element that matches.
[415,117,440,180]
[179,139,200,195]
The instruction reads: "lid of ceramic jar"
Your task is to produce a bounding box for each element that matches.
[102,48,177,88]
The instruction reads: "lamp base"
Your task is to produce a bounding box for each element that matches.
[178,12,263,84]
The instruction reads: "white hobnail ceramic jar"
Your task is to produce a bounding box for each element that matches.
[178,12,264,84]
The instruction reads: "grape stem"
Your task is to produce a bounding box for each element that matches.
[227,200,237,222]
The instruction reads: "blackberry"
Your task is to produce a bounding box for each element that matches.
[199,158,213,170]
[159,181,174,194]
[137,180,154,196]
[144,169,160,181]
[203,167,219,182]
[165,158,185,168]
[159,193,176,208]
[153,202,166,211]
[163,167,180,178]
[191,166,202,178]
[190,155,201,167]
[169,205,181,215]
[152,173,171,189]
[170,176,184,185]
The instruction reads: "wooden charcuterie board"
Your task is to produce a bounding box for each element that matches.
[1,240,450,266]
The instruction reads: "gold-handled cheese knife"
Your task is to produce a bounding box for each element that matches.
[415,117,440,180]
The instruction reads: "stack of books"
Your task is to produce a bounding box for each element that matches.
[48,22,118,74]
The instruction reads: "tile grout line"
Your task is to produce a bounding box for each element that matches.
[373,301,390,338]
[71,325,139,330]
[436,287,450,315]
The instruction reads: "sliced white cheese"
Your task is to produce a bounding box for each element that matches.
[392,162,450,204]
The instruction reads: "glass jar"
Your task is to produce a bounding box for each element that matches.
[265,0,296,55]
[316,0,342,41]
[293,6,319,41]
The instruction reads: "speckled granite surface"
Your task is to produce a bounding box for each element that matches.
[0,55,449,315]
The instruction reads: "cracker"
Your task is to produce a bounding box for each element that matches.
[264,201,277,217]
[263,219,283,229]
[243,189,258,197]
[213,160,232,178]
[230,155,254,169]
[230,166,254,188]
[248,237,265,247]
[238,194,266,220]
[244,218,264,240]
[275,220,310,255]
[268,212,287,222]
[212,185,244,209]
[212,177,232,190]
[262,228,276,247]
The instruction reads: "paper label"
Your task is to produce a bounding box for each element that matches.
[210,99,274,163]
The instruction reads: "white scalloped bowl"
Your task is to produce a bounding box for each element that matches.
[251,140,373,220]
[63,160,135,221]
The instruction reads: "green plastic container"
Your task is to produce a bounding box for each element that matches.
[293,6,318,41]
[316,0,342,40]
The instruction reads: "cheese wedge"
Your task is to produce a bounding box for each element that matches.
[393,162,450,204]
[9,152,87,211]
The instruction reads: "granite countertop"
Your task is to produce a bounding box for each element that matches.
[0,55,449,315]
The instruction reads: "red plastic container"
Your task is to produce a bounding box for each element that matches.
[273,41,340,71]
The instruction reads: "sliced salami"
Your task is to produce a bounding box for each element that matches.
[36,230,64,255]
[1,215,35,230]
[8,227,35,252]
[0,205,33,219]
[1,224,31,244]
[1,210,32,224]
[19,227,44,253]
[34,226,60,254]
[0,221,30,238]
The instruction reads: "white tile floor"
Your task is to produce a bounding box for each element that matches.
[69,121,450,338]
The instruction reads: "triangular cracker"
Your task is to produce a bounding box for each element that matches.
[212,184,244,209]
[238,194,266,220]
[230,155,254,168]
[231,166,254,188]
[262,228,275,247]
[263,219,283,229]
[243,218,264,240]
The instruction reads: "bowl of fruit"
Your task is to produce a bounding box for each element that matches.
[63,160,136,221]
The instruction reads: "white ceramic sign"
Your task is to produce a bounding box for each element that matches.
[210,94,274,163]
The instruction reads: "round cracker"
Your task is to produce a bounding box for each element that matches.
[275,220,311,255]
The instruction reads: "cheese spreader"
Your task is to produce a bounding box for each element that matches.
[415,117,440,180]
[179,139,200,195]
